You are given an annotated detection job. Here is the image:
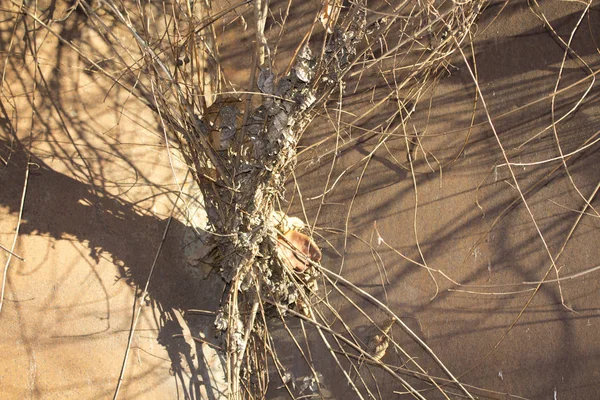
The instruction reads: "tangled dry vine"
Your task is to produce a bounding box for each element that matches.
[10,0,599,399]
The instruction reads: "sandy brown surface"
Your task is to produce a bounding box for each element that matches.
[278,2,600,399]
[0,4,224,398]
[1,1,600,399]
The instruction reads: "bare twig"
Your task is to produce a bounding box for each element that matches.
[113,172,188,400]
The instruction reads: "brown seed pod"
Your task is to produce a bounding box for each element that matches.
[277,230,321,272]
[366,318,396,361]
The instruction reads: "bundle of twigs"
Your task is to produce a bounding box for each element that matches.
[11,0,487,397]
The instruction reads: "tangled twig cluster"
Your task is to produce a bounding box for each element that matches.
[6,0,487,398]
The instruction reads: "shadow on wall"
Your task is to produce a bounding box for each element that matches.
[0,133,225,399]
[0,5,224,397]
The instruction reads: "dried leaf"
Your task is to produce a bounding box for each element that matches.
[257,68,275,94]
[318,0,342,34]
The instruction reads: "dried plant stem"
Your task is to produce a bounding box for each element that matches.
[453,32,584,376]
[0,243,24,261]
[0,0,34,313]
[0,149,29,313]
[113,173,188,399]
[313,263,475,399]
